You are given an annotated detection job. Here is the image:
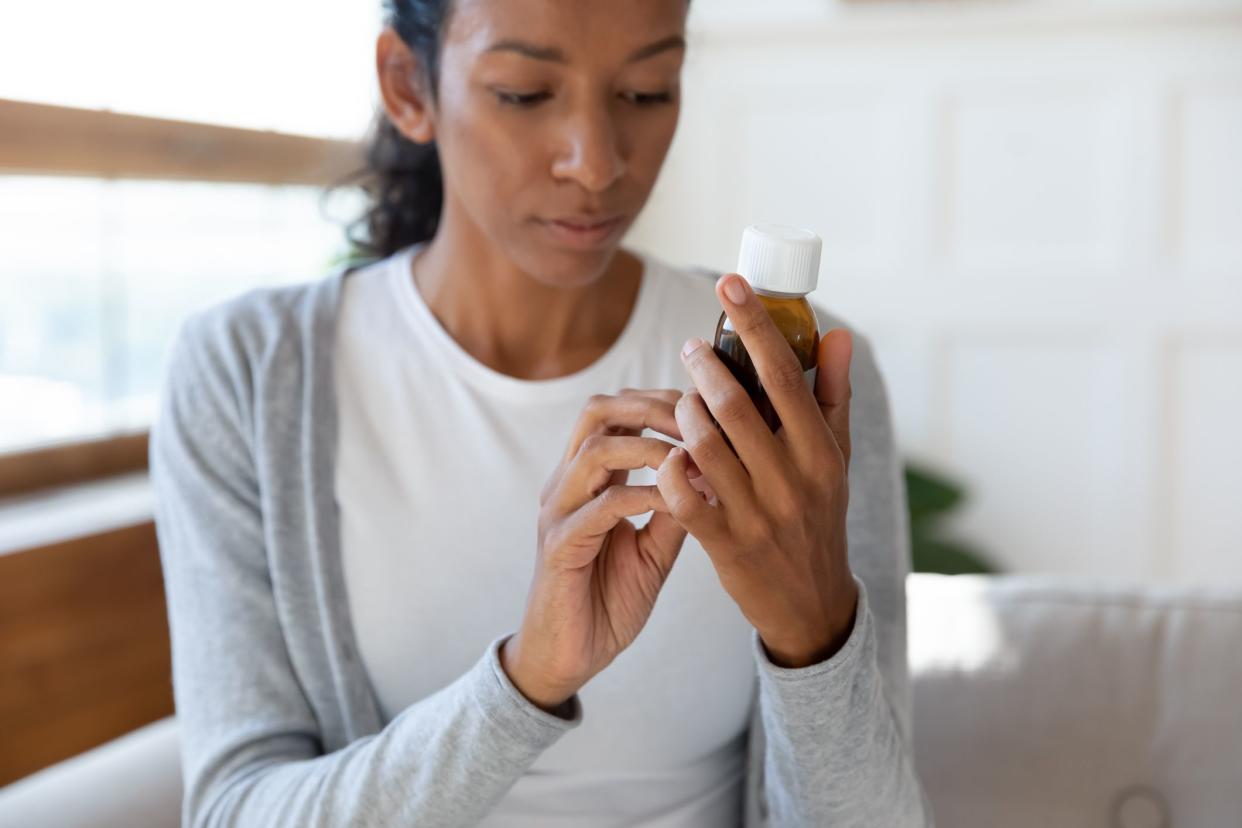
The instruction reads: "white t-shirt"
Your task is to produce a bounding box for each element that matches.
[334,242,759,827]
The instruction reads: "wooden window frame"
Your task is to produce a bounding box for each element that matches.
[0,98,365,184]
[0,98,366,496]
[0,432,151,499]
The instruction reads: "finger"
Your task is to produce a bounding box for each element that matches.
[675,390,760,512]
[542,392,683,505]
[561,484,669,543]
[556,435,678,513]
[815,329,853,469]
[678,338,787,494]
[616,388,702,476]
[656,447,726,543]
[612,388,685,449]
[618,387,684,407]
[562,393,682,467]
[614,388,684,435]
[713,273,827,452]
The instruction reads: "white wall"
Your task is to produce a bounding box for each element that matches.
[628,0,1242,582]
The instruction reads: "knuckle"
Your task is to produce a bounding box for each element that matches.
[675,394,704,430]
[655,463,698,516]
[686,434,723,469]
[715,389,752,424]
[598,484,624,508]
[670,489,706,523]
[770,358,806,395]
[806,446,835,480]
[580,433,606,459]
[640,396,668,420]
[585,393,611,416]
[813,459,848,501]
[661,486,691,517]
[683,345,712,373]
[807,465,834,499]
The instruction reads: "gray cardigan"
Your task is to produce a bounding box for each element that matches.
[149,256,934,827]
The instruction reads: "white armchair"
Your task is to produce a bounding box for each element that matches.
[908,574,1242,827]
[2,573,1239,827]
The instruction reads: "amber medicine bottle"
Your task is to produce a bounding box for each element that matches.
[713,224,822,435]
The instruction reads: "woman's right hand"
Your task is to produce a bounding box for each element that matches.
[500,388,694,713]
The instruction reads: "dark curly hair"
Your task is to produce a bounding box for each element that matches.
[336,0,455,262]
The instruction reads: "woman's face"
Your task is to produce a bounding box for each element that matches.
[414,0,688,285]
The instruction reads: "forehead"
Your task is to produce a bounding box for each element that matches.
[445,0,687,64]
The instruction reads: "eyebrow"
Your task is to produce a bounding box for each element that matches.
[484,34,685,65]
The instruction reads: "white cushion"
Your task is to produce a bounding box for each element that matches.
[0,717,181,828]
[908,573,1242,828]
[4,576,1240,827]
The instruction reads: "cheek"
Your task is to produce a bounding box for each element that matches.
[440,104,544,214]
[625,106,681,181]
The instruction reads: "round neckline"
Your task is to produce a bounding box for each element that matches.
[391,241,661,404]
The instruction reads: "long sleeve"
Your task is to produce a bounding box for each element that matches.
[748,329,935,826]
[150,309,581,827]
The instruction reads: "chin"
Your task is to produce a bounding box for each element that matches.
[525,240,619,289]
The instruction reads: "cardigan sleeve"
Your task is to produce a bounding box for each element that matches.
[150,308,581,828]
[747,329,936,827]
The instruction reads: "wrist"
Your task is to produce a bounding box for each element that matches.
[499,633,578,717]
[760,577,860,669]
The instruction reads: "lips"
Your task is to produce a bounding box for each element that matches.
[537,213,626,250]
[546,215,623,231]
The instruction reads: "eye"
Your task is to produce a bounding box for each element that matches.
[623,91,675,106]
[492,89,676,108]
[495,90,551,107]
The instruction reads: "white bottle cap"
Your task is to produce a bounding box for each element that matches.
[735,224,822,296]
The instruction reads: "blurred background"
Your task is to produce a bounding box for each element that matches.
[1,0,1240,822]
[632,0,1242,584]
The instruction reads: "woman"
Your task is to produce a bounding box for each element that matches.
[151,0,932,825]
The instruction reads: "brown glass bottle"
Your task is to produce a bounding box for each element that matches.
[711,223,823,442]
[713,292,819,436]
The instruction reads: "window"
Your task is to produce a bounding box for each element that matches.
[0,0,380,467]
[0,171,363,453]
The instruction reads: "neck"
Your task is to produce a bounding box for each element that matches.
[408,204,643,381]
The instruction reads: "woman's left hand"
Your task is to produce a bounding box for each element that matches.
[656,273,859,669]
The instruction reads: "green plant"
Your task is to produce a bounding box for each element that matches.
[904,463,997,575]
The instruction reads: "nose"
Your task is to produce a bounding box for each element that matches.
[551,104,626,193]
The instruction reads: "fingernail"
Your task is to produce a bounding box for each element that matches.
[724,275,748,304]
[681,337,704,358]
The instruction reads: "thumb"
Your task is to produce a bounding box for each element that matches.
[815,328,853,469]
[638,511,688,573]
